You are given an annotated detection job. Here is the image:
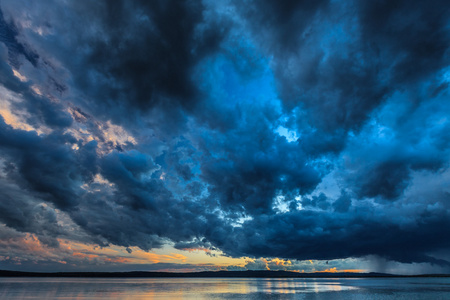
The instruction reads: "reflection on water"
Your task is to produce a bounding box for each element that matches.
[251,277,357,294]
[1,277,450,299]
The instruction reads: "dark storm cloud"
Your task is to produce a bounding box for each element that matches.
[0,180,62,248]
[0,9,39,68]
[212,207,450,266]
[241,0,330,53]
[0,0,231,136]
[173,238,217,252]
[199,113,323,215]
[239,0,450,132]
[235,0,450,200]
[358,0,450,85]
[0,0,449,271]
[301,193,330,210]
[341,92,450,200]
[0,41,73,132]
[332,190,352,213]
[70,176,237,252]
[0,115,230,252]
[99,150,161,210]
[0,5,71,125]
[354,160,426,200]
[0,117,92,209]
[61,0,229,115]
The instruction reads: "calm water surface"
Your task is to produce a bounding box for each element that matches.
[1,277,450,299]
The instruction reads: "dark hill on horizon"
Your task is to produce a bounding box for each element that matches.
[1,270,449,278]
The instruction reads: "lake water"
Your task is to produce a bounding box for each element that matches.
[1,277,450,299]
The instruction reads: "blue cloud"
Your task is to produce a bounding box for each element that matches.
[0,0,449,272]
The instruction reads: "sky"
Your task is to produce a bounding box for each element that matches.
[0,0,449,275]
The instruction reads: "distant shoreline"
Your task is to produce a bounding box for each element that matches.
[1,270,449,278]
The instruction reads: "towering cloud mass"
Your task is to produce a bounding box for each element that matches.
[0,0,449,273]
